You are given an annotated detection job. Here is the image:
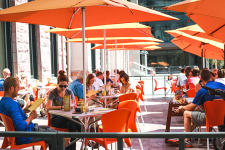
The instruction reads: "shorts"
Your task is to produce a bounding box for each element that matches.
[191,111,206,126]
[30,123,57,146]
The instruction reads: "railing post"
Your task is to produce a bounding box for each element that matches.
[57,134,64,150]
[164,76,166,96]
[117,137,123,150]
[179,137,185,150]
[51,134,58,150]
[140,76,141,81]
[152,76,153,95]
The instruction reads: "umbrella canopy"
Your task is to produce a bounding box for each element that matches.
[0,0,178,28]
[67,37,163,44]
[46,23,154,39]
[162,0,225,20]
[165,30,224,56]
[107,45,162,51]
[172,38,224,60]
[187,14,225,42]
[90,42,161,50]
[177,24,223,43]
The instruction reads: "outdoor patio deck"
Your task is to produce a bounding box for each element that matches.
[0,96,216,150]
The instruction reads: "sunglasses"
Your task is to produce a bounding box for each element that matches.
[59,85,68,88]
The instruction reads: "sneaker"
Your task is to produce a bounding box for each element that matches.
[167,138,179,146]
[185,140,193,148]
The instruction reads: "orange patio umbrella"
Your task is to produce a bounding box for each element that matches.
[0,0,178,103]
[171,38,224,60]
[166,30,224,69]
[46,23,154,39]
[177,24,223,43]
[0,0,178,28]
[90,42,161,50]
[162,0,225,20]
[67,37,163,44]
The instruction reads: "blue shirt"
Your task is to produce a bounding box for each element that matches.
[0,97,34,144]
[68,79,83,99]
[0,79,4,91]
[102,78,113,84]
[192,81,225,106]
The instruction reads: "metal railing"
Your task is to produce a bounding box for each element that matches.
[1,131,225,150]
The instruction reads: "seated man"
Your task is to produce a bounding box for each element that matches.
[0,68,11,91]
[68,70,95,102]
[102,70,113,84]
[0,77,70,149]
[168,69,225,147]
[93,71,104,91]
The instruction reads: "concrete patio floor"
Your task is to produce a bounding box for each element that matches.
[0,96,217,149]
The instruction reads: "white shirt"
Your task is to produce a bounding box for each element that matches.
[215,78,225,85]
[177,74,187,86]
[93,77,104,91]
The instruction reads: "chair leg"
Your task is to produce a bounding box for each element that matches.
[136,117,142,132]
[138,138,143,150]
[207,138,209,150]
[32,146,35,150]
[139,112,145,126]
[125,142,128,150]
[142,100,147,112]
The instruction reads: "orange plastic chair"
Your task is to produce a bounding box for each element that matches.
[49,83,57,86]
[47,112,69,132]
[136,88,147,113]
[186,88,196,97]
[0,113,46,150]
[32,87,38,102]
[204,100,225,149]
[85,109,131,150]
[118,100,143,149]
[0,91,4,96]
[170,79,180,94]
[138,80,144,85]
[118,93,137,103]
[154,79,167,95]
[75,96,78,106]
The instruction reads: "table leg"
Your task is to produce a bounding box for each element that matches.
[165,104,172,143]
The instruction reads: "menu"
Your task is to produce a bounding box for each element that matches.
[28,98,45,111]
[64,95,70,111]
[86,90,98,97]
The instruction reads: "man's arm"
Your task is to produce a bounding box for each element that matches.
[178,103,196,111]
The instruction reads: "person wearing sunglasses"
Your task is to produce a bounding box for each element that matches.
[46,70,81,150]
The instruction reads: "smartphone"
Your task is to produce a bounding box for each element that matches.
[72,112,82,114]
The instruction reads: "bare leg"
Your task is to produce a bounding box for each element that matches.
[183,111,193,141]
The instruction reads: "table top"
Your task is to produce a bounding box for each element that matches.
[96,94,120,98]
[37,86,56,89]
[186,97,194,103]
[18,90,32,95]
[49,108,115,119]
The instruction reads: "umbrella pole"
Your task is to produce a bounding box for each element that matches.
[201,43,204,70]
[123,45,125,71]
[224,43,225,69]
[104,29,106,88]
[115,39,117,84]
[132,49,134,77]
[82,7,86,104]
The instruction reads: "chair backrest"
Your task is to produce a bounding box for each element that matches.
[101,109,130,141]
[50,83,57,86]
[138,81,144,85]
[118,93,137,103]
[118,100,138,132]
[171,79,180,93]
[33,87,38,101]
[204,100,225,131]
[154,79,157,90]
[186,88,196,97]
[0,91,4,97]
[0,113,15,146]
[75,96,78,106]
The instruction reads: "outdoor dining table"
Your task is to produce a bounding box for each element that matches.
[164,79,172,96]
[96,94,121,107]
[18,90,32,95]
[49,108,115,149]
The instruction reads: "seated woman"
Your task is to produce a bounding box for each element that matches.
[86,74,100,106]
[119,73,136,94]
[46,70,81,150]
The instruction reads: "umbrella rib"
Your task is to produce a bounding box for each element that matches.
[134,28,152,37]
[183,44,192,51]
[70,30,82,39]
[68,8,81,29]
[210,24,225,35]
